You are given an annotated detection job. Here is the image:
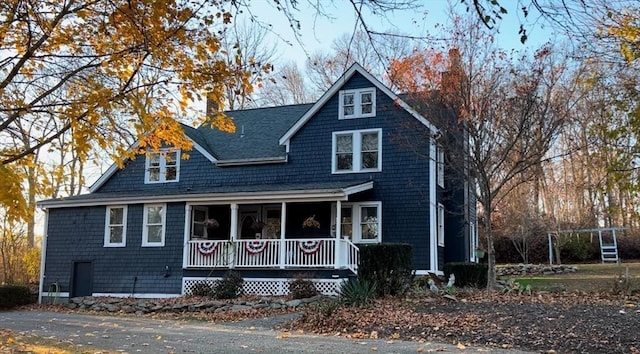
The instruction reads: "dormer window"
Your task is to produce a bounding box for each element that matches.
[145,149,180,183]
[339,88,376,119]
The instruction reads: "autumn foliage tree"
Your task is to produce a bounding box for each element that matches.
[0,0,272,219]
[390,15,578,288]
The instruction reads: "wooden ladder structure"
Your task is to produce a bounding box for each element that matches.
[598,228,619,263]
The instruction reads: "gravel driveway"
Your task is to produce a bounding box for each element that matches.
[0,310,530,353]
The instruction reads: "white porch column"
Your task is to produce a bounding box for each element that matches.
[183,204,192,269]
[230,203,239,241]
[335,200,342,269]
[230,203,239,269]
[279,202,287,269]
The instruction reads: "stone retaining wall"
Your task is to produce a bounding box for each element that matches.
[497,264,578,277]
[67,295,324,315]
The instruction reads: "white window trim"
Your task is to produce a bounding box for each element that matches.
[331,201,382,243]
[339,88,376,119]
[332,128,382,174]
[437,145,444,188]
[144,149,180,184]
[437,203,445,247]
[104,205,127,247]
[142,204,166,247]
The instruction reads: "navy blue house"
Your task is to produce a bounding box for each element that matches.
[38,63,477,302]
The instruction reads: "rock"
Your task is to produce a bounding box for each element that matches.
[231,304,252,311]
[285,299,302,308]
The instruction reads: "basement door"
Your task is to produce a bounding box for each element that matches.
[70,261,93,298]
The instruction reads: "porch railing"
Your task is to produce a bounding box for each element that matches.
[185,238,358,273]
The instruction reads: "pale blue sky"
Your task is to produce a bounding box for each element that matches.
[240,0,557,65]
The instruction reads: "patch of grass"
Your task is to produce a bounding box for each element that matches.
[513,261,640,292]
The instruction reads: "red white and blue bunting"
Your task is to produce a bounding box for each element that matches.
[298,240,323,254]
[245,240,269,254]
[197,241,218,255]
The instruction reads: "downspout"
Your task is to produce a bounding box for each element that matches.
[429,137,438,272]
[38,208,49,304]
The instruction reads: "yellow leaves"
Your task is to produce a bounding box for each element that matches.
[607,11,640,62]
[209,112,236,133]
[0,165,28,222]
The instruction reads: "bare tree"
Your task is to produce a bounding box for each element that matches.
[258,61,316,106]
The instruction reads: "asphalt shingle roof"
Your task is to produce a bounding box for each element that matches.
[193,104,313,160]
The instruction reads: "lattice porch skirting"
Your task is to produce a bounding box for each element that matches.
[182,277,347,296]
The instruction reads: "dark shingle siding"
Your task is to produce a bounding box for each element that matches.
[43,204,184,295]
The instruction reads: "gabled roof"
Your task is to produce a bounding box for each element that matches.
[279,62,439,147]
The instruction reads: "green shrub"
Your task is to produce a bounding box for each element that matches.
[190,282,214,297]
[213,271,244,299]
[288,277,318,299]
[0,285,32,309]
[443,262,488,288]
[358,243,413,297]
[339,278,377,307]
[560,237,598,262]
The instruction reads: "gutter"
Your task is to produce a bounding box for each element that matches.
[215,156,287,167]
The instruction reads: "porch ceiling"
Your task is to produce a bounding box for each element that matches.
[39,180,374,208]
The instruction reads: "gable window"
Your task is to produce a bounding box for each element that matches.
[143,204,165,247]
[437,145,444,187]
[332,202,382,243]
[145,149,180,183]
[104,206,127,247]
[332,129,381,173]
[437,203,445,247]
[339,88,376,119]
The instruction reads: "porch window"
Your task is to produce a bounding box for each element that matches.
[191,206,207,239]
[145,149,180,183]
[142,204,165,247]
[339,88,376,119]
[332,129,381,173]
[333,202,381,243]
[104,206,127,247]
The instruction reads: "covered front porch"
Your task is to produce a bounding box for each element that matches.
[181,181,376,274]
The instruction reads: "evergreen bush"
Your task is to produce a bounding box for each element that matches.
[213,271,244,299]
[0,285,32,309]
[443,262,488,288]
[358,243,413,297]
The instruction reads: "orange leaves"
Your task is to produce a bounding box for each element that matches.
[388,49,448,93]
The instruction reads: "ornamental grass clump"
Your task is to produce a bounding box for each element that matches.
[339,278,377,307]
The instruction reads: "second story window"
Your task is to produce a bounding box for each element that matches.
[332,129,382,174]
[339,88,376,119]
[145,149,180,183]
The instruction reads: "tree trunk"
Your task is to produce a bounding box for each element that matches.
[484,206,497,289]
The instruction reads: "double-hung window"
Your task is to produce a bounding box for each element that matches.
[332,202,382,243]
[142,204,166,247]
[104,206,127,247]
[437,145,444,187]
[332,129,381,173]
[339,88,376,119]
[145,149,180,183]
